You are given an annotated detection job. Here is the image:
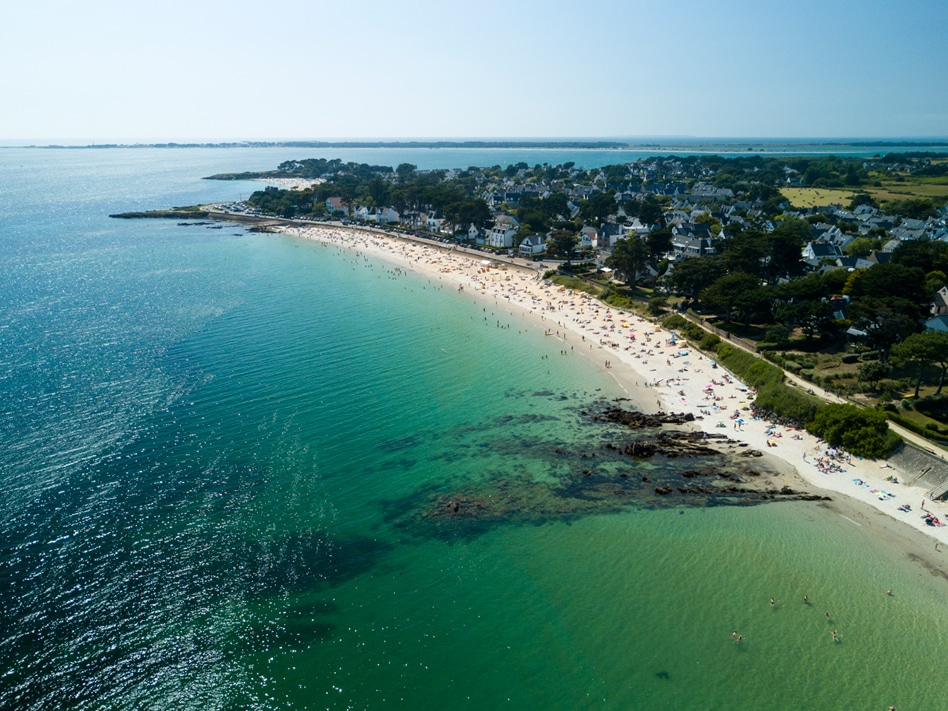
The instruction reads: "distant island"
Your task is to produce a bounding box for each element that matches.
[32,140,629,150]
[19,138,948,151]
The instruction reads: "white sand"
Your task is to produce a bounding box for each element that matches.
[283,222,948,553]
[253,177,324,190]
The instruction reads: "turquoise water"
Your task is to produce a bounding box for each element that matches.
[2,147,948,710]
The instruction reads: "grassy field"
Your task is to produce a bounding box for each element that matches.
[864,180,948,202]
[782,178,948,210]
[780,187,857,208]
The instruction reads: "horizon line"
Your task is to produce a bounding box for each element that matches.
[4,136,948,149]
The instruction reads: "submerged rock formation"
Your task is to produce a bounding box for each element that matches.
[383,402,829,541]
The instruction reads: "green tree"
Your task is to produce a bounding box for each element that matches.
[647,296,669,316]
[547,231,578,263]
[700,273,766,323]
[775,299,836,339]
[721,229,765,277]
[665,255,727,301]
[848,297,921,362]
[764,218,809,281]
[774,272,831,302]
[845,263,928,310]
[925,270,948,298]
[646,228,673,261]
[891,239,948,275]
[857,360,891,391]
[884,198,938,220]
[606,237,648,288]
[848,193,878,211]
[579,191,617,226]
[892,330,948,396]
[843,237,881,258]
[805,404,897,459]
[639,195,666,226]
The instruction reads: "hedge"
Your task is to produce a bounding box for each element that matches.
[885,412,948,444]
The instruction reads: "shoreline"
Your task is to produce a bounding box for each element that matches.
[275,221,948,576]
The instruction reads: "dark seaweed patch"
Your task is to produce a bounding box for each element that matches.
[380,407,829,542]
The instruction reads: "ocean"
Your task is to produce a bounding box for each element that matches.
[1,146,947,710]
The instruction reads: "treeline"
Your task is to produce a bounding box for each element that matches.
[658,229,946,361]
[246,165,493,227]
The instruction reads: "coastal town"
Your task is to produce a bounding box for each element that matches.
[228,153,948,262]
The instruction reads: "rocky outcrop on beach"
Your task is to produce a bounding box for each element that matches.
[110,209,210,219]
[383,402,830,541]
[593,407,695,428]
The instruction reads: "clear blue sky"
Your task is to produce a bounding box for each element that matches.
[3,0,946,142]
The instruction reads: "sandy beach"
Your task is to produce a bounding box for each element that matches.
[254,177,324,190]
[281,222,948,572]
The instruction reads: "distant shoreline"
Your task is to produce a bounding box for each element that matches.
[7,138,948,151]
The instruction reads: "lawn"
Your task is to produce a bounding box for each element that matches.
[864,180,948,202]
[780,187,857,208]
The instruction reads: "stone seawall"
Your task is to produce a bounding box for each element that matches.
[890,443,948,499]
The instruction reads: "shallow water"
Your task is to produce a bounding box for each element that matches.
[2,147,946,710]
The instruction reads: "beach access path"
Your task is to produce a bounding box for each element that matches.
[221,211,948,564]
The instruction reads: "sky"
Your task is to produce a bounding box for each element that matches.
[2,0,946,142]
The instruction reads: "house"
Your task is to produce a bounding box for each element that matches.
[503,190,522,207]
[326,197,347,215]
[925,315,948,332]
[579,224,598,246]
[354,205,395,222]
[625,217,650,237]
[932,286,948,316]
[467,223,484,243]
[598,223,624,249]
[670,233,716,258]
[802,241,843,267]
[377,207,400,224]
[674,222,713,242]
[426,214,446,232]
[487,223,517,248]
[670,233,691,257]
[683,237,716,257]
[865,250,892,266]
[519,234,547,257]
